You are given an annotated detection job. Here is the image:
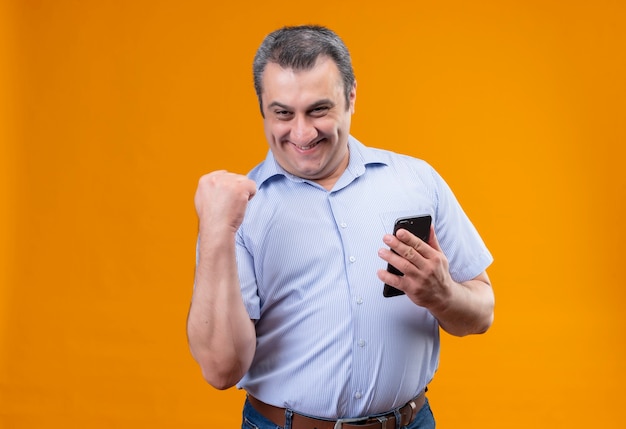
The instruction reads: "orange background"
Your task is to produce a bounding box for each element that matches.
[1,1,625,427]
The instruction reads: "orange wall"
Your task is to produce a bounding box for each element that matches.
[1,1,625,427]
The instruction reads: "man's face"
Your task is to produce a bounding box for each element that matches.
[260,56,356,189]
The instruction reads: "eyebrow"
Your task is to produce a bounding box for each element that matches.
[267,99,336,111]
[267,101,290,111]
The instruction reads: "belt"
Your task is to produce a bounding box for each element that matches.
[247,390,426,429]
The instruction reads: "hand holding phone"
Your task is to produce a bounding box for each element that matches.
[383,215,432,297]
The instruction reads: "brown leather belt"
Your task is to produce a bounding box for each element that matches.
[247,390,426,429]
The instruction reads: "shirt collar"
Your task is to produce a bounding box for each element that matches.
[254,135,388,190]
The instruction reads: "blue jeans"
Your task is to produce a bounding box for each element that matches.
[242,397,436,429]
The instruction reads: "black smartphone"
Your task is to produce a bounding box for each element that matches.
[383,215,432,297]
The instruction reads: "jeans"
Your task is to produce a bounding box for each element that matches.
[242,397,436,429]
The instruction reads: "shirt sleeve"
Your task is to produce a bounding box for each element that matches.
[428,165,493,282]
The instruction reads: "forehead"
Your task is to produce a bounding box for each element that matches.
[261,57,344,105]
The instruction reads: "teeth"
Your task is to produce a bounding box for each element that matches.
[296,142,318,150]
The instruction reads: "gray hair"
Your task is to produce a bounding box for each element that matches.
[253,25,355,116]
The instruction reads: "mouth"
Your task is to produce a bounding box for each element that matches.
[292,140,321,152]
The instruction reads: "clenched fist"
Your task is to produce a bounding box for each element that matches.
[194,170,257,235]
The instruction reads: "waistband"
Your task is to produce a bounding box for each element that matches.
[247,390,426,429]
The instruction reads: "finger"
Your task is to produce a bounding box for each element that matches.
[383,233,421,264]
[376,268,406,292]
[218,172,257,201]
[379,242,423,273]
[239,177,257,200]
[377,248,417,283]
[395,228,430,256]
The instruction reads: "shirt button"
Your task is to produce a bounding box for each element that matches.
[349,256,356,263]
[358,339,366,347]
[340,222,348,228]
[356,297,363,305]
[354,392,362,399]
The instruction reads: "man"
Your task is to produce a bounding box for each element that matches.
[187,25,494,429]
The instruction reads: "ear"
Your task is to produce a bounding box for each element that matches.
[349,81,357,114]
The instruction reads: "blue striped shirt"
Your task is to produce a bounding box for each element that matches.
[235,136,493,418]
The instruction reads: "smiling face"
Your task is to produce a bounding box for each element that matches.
[260,56,356,190]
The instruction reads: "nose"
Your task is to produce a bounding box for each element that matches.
[290,115,317,145]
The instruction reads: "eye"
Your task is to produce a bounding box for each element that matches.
[310,106,330,117]
[274,110,293,120]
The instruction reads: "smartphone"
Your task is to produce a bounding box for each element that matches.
[383,215,432,297]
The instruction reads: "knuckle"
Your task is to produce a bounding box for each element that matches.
[402,247,415,259]
[399,259,415,276]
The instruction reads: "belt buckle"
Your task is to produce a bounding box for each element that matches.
[333,416,367,429]
[376,415,389,429]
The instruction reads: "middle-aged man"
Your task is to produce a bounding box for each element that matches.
[187,25,495,429]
